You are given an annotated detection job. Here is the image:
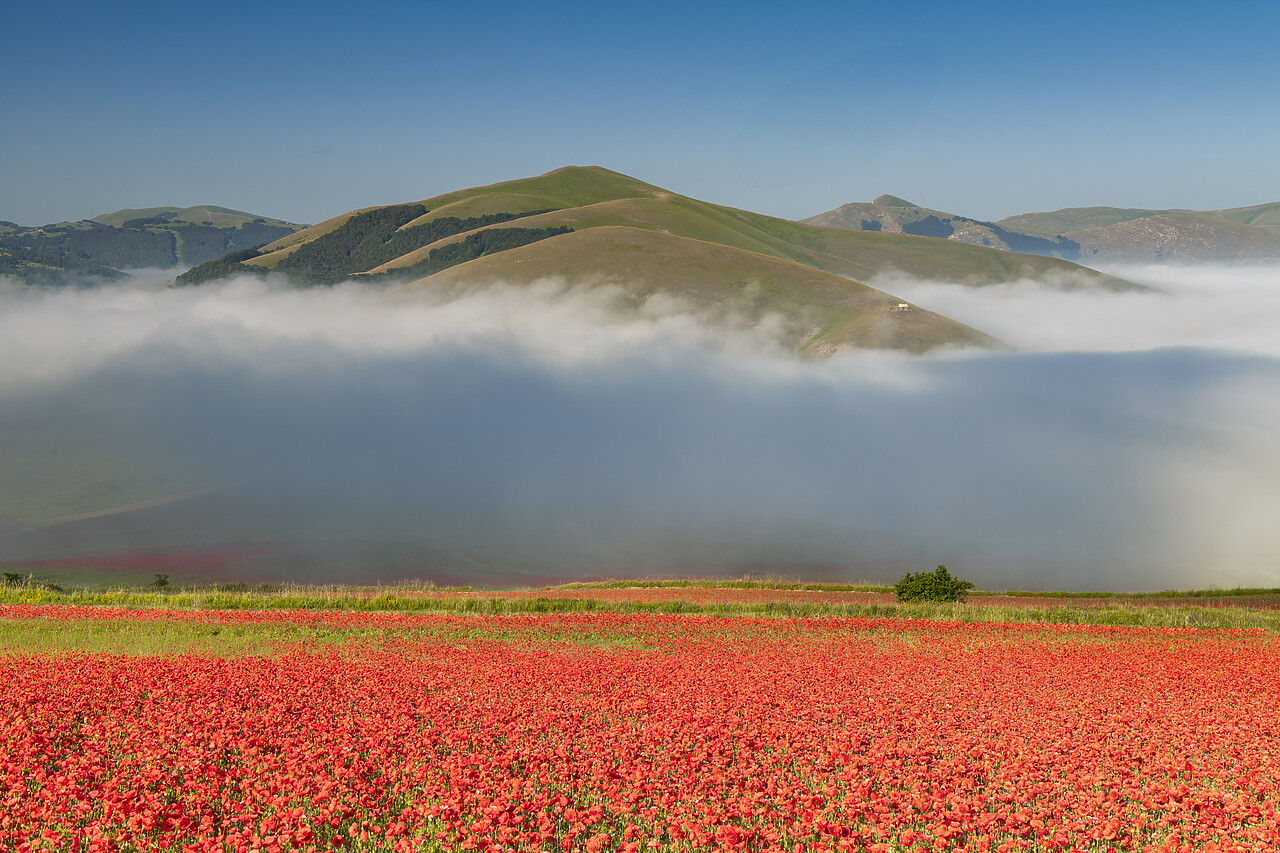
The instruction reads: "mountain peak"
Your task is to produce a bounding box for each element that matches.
[873,194,918,208]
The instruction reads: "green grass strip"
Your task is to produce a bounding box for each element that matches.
[2,586,1279,632]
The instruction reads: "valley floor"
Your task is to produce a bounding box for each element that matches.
[1,588,1278,851]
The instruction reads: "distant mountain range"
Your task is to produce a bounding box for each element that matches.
[25,168,1251,354]
[179,166,1138,356]
[0,205,306,286]
[804,196,1280,264]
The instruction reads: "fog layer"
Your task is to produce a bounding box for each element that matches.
[2,266,1279,590]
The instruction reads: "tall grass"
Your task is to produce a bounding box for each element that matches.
[0,618,294,656]
[2,584,1279,631]
[553,578,894,592]
[1000,586,1280,599]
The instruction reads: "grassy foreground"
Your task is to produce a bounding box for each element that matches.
[3,576,1280,634]
[5,610,1277,851]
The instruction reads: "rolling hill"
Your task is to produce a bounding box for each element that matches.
[997,203,1280,264]
[0,206,306,286]
[1062,214,1280,264]
[806,195,1280,265]
[802,195,1082,259]
[398,226,993,355]
[998,201,1280,237]
[181,166,1144,355]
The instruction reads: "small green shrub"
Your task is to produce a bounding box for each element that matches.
[1,572,63,592]
[894,565,975,602]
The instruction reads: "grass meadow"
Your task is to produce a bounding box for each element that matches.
[2,577,1278,851]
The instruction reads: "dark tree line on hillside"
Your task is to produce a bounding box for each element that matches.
[0,220,299,273]
[271,204,427,281]
[365,226,573,282]
[983,224,1081,259]
[178,222,573,288]
[900,215,956,239]
[892,215,1081,259]
[122,213,181,228]
[222,222,297,252]
[272,205,563,284]
[0,248,127,287]
[54,227,177,268]
[174,248,269,286]
[152,221,296,266]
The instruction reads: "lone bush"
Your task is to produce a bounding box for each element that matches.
[894,565,975,602]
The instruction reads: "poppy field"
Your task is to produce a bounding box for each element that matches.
[1,604,1277,853]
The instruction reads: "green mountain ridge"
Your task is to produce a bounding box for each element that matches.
[181,166,1141,356]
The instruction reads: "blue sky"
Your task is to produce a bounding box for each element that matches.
[4,0,1278,226]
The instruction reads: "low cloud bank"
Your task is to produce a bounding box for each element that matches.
[2,266,1279,590]
[874,262,1280,354]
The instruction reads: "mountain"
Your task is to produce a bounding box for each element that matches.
[0,245,128,288]
[181,166,1140,355]
[806,195,1280,264]
[998,201,1280,237]
[802,195,1082,259]
[0,206,306,286]
[89,205,294,231]
[396,226,994,356]
[1062,214,1280,264]
[996,203,1280,264]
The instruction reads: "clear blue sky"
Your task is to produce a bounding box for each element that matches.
[3,0,1277,226]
